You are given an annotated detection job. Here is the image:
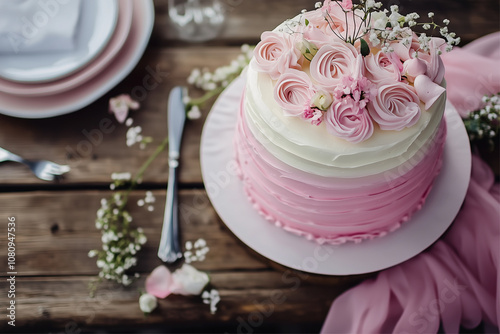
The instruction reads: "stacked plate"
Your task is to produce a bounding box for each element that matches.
[0,0,154,118]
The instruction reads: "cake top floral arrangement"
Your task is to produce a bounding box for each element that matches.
[252,0,459,143]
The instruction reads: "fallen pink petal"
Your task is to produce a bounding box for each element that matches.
[145,265,174,299]
[109,94,140,123]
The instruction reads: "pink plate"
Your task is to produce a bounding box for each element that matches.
[0,0,133,97]
[0,0,153,118]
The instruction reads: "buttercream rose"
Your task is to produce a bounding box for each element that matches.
[253,31,301,80]
[325,100,374,143]
[274,69,315,116]
[310,42,358,89]
[303,2,347,36]
[368,82,421,130]
[364,51,401,85]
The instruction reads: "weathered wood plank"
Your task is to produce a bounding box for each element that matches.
[0,272,362,332]
[0,47,243,186]
[0,189,270,276]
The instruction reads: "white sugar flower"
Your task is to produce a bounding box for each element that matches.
[311,91,333,110]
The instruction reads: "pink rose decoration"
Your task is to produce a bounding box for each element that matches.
[340,0,353,10]
[365,51,402,85]
[325,100,374,143]
[253,31,301,80]
[274,69,315,116]
[304,1,347,36]
[368,82,422,131]
[310,43,358,89]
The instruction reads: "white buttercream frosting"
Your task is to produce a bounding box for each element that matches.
[244,63,446,178]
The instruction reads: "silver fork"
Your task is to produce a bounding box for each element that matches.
[0,147,70,181]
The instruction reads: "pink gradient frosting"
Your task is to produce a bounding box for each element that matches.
[234,93,447,244]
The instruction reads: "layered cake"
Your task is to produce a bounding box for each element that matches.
[234,0,452,244]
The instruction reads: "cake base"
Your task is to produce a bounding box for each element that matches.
[201,75,471,275]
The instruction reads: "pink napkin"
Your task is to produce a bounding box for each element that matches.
[440,32,500,117]
[321,32,500,334]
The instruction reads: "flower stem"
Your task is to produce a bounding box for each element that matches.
[119,135,169,209]
[188,85,226,107]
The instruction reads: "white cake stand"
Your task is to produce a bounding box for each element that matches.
[200,75,471,276]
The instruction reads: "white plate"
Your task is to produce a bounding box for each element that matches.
[0,0,153,119]
[0,0,118,83]
[200,75,472,276]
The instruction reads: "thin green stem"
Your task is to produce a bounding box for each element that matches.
[188,86,225,106]
[119,135,169,209]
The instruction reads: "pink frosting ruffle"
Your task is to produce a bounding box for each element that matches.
[234,92,446,244]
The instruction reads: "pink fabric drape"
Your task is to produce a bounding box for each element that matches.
[321,32,500,334]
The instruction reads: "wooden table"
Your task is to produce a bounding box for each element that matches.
[0,1,498,332]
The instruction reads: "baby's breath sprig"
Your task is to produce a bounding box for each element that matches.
[184,44,254,119]
[89,133,169,296]
[89,193,146,291]
[125,118,153,149]
[316,0,459,55]
[464,93,500,150]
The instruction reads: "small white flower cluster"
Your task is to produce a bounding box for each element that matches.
[318,1,459,55]
[184,44,254,120]
[125,118,153,149]
[137,191,156,212]
[90,193,147,287]
[465,93,500,148]
[110,172,132,190]
[187,45,252,90]
[202,289,220,314]
[366,4,460,54]
[184,238,210,263]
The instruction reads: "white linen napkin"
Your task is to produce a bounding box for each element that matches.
[0,0,81,55]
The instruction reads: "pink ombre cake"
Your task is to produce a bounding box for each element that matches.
[234,1,450,244]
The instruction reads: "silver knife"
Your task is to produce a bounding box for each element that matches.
[158,86,186,263]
